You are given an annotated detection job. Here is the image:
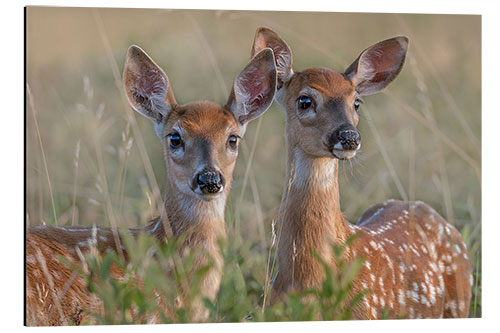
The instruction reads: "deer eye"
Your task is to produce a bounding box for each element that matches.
[354,98,362,112]
[169,133,183,149]
[228,135,239,150]
[298,96,313,110]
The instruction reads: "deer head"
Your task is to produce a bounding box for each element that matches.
[123,45,277,204]
[252,27,408,161]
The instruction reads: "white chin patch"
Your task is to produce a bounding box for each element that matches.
[193,187,224,201]
[331,149,358,160]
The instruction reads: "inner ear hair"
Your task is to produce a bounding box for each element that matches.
[344,36,408,96]
[123,45,175,123]
[227,48,277,127]
[252,27,293,87]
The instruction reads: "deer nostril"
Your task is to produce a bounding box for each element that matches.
[196,171,223,194]
[337,130,361,150]
[196,173,206,186]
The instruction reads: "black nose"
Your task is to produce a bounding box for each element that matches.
[195,169,224,194]
[336,129,361,150]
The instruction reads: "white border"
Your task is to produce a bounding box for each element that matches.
[3,0,498,331]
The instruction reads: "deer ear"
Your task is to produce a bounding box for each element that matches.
[123,45,176,127]
[344,36,408,96]
[252,27,293,87]
[226,48,277,128]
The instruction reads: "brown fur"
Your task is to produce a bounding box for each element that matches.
[26,234,89,326]
[253,27,472,319]
[26,45,277,325]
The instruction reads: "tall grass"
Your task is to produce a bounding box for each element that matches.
[55,231,366,324]
[26,7,481,320]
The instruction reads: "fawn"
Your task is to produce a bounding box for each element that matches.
[252,27,472,319]
[26,46,277,325]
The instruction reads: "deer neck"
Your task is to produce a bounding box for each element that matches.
[142,176,227,308]
[277,142,351,289]
[145,178,227,247]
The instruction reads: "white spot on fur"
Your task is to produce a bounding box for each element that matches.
[438,223,444,237]
[407,290,419,303]
[379,277,384,291]
[429,284,437,305]
[458,300,465,313]
[398,289,406,305]
[421,295,429,307]
[384,238,395,245]
[363,297,371,314]
[438,261,445,272]
[429,263,437,274]
[438,275,445,296]
[429,243,437,260]
[446,300,458,317]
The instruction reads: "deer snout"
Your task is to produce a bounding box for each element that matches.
[328,126,361,160]
[194,169,224,195]
[335,129,361,151]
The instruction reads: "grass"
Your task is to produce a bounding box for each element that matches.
[26,7,481,321]
[57,231,366,324]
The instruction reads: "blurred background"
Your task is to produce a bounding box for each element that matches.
[26,7,481,316]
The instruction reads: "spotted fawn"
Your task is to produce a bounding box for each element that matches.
[26,46,277,325]
[252,27,472,319]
